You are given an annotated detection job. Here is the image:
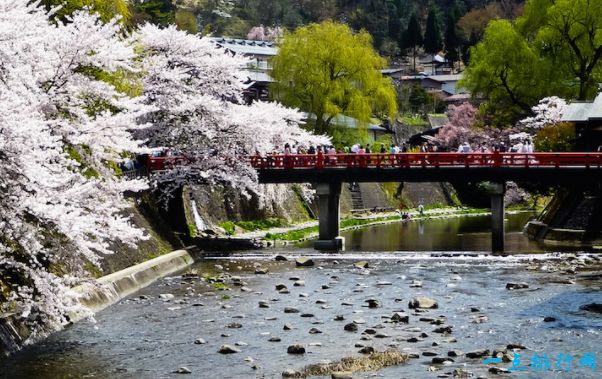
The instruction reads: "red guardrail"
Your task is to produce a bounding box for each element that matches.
[146,152,602,171]
[248,152,602,170]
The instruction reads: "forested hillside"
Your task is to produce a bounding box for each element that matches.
[129,0,524,57]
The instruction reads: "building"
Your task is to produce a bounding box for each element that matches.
[561,92,602,151]
[303,113,392,142]
[206,37,277,67]
[207,37,277,103]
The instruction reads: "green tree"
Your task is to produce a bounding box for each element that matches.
[424,6,443,56]
[462,20,552,123]
[444,15,460,71]
[271,21,397,134]
[519,0,602,100]
[130,0,175,26]
[424,6,443,74]
[38,0,130,23]
[402,13,423,72]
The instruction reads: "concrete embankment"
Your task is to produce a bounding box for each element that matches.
[76,248,197,315]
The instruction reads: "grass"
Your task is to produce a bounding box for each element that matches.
[302,350,408,377]
[265,216,399,241]
[212,282,229,290]
[398,115,428,126]
[219,218,289,235]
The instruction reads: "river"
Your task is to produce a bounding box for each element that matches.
[1,213,601,379]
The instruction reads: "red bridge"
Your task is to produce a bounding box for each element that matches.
[249,152,602,184]
[149,152,602,252]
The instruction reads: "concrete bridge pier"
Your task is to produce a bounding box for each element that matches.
[489,182,506,253]
[314,182,345,251]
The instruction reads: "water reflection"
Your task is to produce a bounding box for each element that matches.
[307,212,560,253]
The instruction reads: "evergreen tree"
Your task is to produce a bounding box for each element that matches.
[424,6,442,54]
[424,6,443,73]
[402,13,422,72]
[444,15,460,71]
[132,0,175,26]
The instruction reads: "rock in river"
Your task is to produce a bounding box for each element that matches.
[365,299,381,308]
[287,344,306,354]
[466,349,490,359]
[332,371,353,379]
[344,323,359,332]
[453,368,473,378]
[282,368,303,378]
[194,338,207,344]
[284,307,300,314]
[391,312,409,323]
[295,257,314,267]
[275,284,288,291]
[506,282,529,290]
[409,297,438,309]
[219,345,241,354]
[175,367,192,374]
[580,303,602,314]
[354,261,369,269]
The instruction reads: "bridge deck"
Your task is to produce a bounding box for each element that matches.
[146,152,602,184]
[251,153,602,184]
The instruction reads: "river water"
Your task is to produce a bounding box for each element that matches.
[1,214,601,379]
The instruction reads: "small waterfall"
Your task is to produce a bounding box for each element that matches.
[191,200,205,232]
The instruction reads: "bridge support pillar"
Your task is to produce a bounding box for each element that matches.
[314,182,344,251]
[489,182,506,253]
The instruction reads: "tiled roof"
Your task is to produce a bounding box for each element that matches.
[207,37,277,56]
[562,92,602,122]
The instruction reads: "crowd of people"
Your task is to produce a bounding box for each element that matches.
[266,138,537,157]
[455,139,535,154]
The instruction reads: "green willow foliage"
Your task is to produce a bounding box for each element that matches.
[271,21,397,135]
[39,0,130,23]
[464,0,602,125]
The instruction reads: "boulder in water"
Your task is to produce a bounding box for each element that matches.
[295,257,314,267]
[287,344,306,354]
[409,297,438,309]
[580,303,602,314]
[219,345,240,354]
[506,282,528,290]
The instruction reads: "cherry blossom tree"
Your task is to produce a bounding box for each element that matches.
[519,96,568,130]
[131,24,329,199]
[0,1,147,339]
[0,2,328,343]
[247,25,284,41]
[436,102,478,150]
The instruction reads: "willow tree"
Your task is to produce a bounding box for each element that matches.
[519,0,602,100]
[38,0,131,23]
[271,21,397,135]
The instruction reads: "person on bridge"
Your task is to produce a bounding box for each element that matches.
[458,142,472,153]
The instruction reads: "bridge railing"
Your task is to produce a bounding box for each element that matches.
[249,152,602,170]
[144,152,602,171]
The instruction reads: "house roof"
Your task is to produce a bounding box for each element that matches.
[303,113,388,131]
[418,54,446,64]
[562,92,602,122]
[381,68,405,75]
[427,114,449,128]
[427,74,464,82]
[207,37,277,56]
